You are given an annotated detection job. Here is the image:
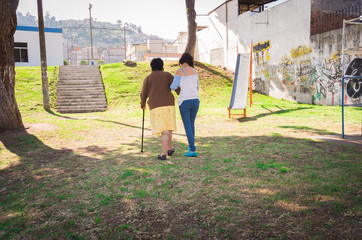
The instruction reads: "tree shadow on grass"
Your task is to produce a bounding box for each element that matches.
[195,61,233,83]
[46,109,187,137]
[0,129,124,239]
[45,109,83,120]
[238,106,312,122]
[278,125,335,135]
[46,109,145,129]
[1,129,361,239]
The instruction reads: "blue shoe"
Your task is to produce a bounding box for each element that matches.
[184,151,197,157]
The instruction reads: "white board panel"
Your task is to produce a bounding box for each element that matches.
[229,53,250,109]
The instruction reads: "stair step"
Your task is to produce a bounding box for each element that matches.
[57,91,105,95]
[57,102,107,106]
[57,103,107,107]
[58,77,102,80]
[58,89,105,93]
[58,81,102,85]
[57,105,107,109]
[57,99,107,103]
[57,98,107,102]
[57,85,104,89]
[60,66,100,70]
[57,106,107,113]
[57,95,106,100]
[57,65,107,113]
[57,86,104,91]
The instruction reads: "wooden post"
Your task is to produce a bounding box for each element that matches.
[249,41,253,108]
[37,0,50,110]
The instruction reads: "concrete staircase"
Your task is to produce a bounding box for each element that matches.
[57,65,108,113]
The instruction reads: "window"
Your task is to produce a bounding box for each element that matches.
[238,0,277,15]
[14,42,28,62]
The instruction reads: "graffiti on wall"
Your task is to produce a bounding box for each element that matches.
[345,58,362,99]
[253,40,271,66]
[313,54,343,105]
[253,41,362,105]
[291,45,314,87]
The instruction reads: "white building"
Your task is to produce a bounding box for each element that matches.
[14,26,63,66]
[196,0,362,106]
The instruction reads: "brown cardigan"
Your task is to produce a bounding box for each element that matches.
[140,70,175,110]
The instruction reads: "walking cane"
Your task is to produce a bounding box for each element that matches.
[141,109,145,153]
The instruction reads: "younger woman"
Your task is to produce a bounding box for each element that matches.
[170,53,200,157]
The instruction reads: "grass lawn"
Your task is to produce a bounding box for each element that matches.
[0,62,361,239]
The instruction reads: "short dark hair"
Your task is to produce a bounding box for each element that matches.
[150,58,164,71]
[179,53,194,67]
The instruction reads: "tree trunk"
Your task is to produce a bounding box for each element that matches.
[0,0,23,130]
[184,0,197,57]
[37,0,50,110]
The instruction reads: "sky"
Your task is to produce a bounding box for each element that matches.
[17,0,227,39]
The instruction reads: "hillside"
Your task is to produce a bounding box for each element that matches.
[16,11,161,48]
[100,61,234,108]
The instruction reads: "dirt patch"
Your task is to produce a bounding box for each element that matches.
[25,123,60,133]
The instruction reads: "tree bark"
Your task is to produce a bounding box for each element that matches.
[184,0,197,57]
[0,0,23,130]
[37,0,50,110]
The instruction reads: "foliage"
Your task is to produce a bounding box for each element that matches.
[79,59,88,65]
[97,59,105,65]
[63,59,70,65]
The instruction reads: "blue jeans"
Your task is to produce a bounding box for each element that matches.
[179,99,199,152]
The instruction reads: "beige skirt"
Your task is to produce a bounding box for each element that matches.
[150,105,177,135]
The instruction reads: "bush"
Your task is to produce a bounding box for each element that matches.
[79,59,88,65]
[63,59,70,65]
[97,59,105,65]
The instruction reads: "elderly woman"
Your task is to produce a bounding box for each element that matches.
[140,58,176,160]
[170,53,200,157]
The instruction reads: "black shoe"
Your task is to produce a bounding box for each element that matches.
[157,155,166,160]
[167,148,175,156]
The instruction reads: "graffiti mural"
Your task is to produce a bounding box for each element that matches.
[253,40,271,66]
[345,58,362,99]
[280,54,294,83]
[252,41,361,106]
[290,45,314,87]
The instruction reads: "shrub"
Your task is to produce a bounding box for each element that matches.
[79,59,88,65]
[97,59,105,65]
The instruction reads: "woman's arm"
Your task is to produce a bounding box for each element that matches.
[170,75,181,90]
[170,68,185,90]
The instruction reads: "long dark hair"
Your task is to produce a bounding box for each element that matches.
[179,53,194,68]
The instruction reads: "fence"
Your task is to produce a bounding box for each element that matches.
[311,4,361,35]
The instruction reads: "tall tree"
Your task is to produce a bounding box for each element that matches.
[184,0,197,57]
[0,0,23,130]
[37,0,50,110]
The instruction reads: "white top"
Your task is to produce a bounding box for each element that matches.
[170,70,200,106]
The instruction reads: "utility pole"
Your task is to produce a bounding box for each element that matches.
[37,0,50,110]
[89,3,94,65]
[71,35,74,65]
[72,35,78,65]
[124,25,127,60]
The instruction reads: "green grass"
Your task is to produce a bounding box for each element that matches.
[1,61,361,239]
